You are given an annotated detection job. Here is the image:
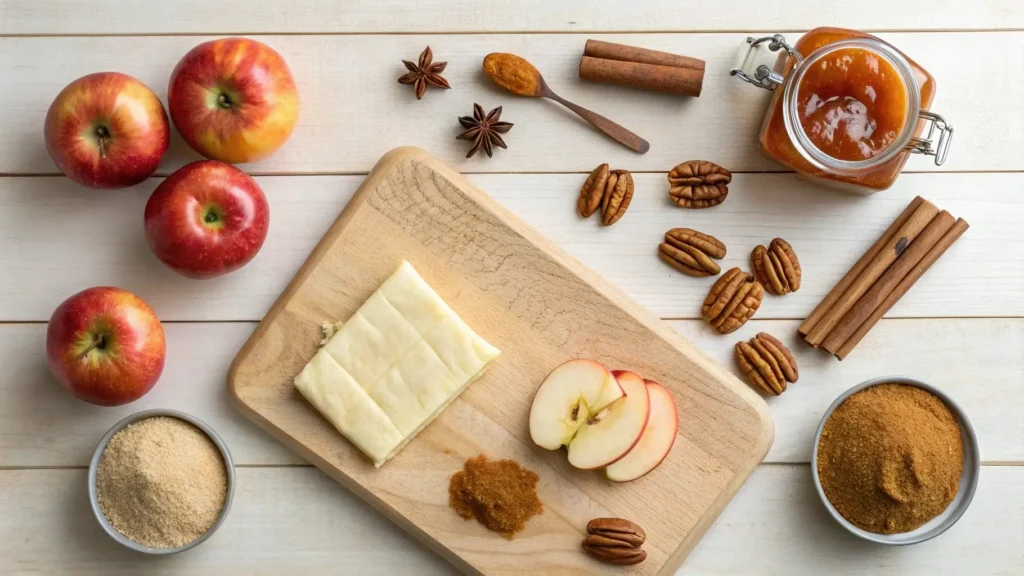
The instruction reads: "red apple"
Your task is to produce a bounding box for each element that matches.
[44,72,169,188]
[145,160,270,278]
[168,37,299,163]
[46,287,166,406]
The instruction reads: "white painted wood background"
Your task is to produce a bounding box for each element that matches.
[1,2,1022,574]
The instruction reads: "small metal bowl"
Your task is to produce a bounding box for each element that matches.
[88,409,235,554]
[811,376,980,545]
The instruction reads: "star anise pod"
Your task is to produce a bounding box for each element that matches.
[398,46,451,100]
[456,103,513,158]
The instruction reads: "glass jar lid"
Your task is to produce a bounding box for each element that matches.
[731,34,953,167]
[782,38,920,175]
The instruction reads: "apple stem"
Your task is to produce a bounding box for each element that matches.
[95,126,110,158]
[217,94,233,110]
[77,333,105,360]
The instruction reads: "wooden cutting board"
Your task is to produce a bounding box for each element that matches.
[229,147,772,575]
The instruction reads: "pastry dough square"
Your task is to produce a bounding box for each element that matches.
[294,261,500,467]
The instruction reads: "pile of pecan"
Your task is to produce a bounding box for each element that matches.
[582,518,647,566]
[572,158,806,355]
[578,163,634,226]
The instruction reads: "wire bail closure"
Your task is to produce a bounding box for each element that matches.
[730,34,803,91]
[907,111,954,166]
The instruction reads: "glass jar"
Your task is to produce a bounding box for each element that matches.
[732,27,953,194]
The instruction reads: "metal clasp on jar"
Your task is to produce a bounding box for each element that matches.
[906,111,954,166]
[730,34,802,91]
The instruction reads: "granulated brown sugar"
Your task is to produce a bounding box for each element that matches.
[96,416,228,548]
[816,384,963,534]
[449,454,543,539]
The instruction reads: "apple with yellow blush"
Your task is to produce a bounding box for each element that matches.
[168,37,299,164]
[46,287,166,406]
[44,72,169,188]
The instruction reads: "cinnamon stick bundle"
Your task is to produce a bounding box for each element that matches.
[799,196,969,360]
[579,39,705,97]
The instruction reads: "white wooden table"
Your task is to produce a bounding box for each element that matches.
[2,2,1022,574]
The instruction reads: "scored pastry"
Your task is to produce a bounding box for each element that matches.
[294,261,500,467]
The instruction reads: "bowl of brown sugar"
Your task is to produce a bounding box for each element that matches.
[88,409,235,554]
[812,376,980,545]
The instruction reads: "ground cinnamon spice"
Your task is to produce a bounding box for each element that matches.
[483,53,541,96]
[448,455,543,539]
[817,384,963,534]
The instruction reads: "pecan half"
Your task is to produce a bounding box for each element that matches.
[601,169,633,226]
[667,160,731,209]
[735,332,799,395]
[583,518,647,566]
[578,163,609,218]
[701,268,763,334]
[658,228,726,277]
[751,238,802,295]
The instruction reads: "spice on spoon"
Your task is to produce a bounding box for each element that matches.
[482,53,650,154]
[482,53,541,96]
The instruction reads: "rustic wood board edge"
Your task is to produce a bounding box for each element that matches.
[227,146,774,575]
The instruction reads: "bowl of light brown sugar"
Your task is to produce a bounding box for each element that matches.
[88,409,235,554]
[812,376,980,545]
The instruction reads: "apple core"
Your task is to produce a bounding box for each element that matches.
[200,204,225,230]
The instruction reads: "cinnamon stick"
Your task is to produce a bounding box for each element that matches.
[821,211,956,354]
[804,198,939,346]
[798,196,925,337]
[584,39,705,70]
[579,56,704,96]
[579,39,705,97]
[833,218,969,360]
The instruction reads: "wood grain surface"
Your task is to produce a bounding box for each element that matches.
[2,317,1021,468]
[3,1,1021,34]
[2,32,1020,174]
[229,147,772,575]
[2,5,1022,574]
[2,466,1021,575]
[2,172,1018,322]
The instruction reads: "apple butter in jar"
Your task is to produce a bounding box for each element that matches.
[732,27,953,194]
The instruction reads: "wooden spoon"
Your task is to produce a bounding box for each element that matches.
[483,53,650,154]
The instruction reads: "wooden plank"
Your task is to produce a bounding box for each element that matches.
[229,147,771,575]
[0,323,303,468]
[686,465,1024,575]
[1,172,1019,322]
[3,318,1020,468]
[667,318,1024,465]
[2,1,1021,34]
[1,32,1020,174]
[0,465,1019,574]
[0,467,454,576]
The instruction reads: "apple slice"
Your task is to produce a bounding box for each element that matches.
[567,370,651,470]
[529,359,624,450]
[605,380,678,482]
